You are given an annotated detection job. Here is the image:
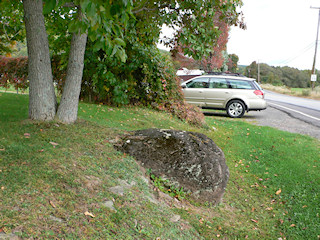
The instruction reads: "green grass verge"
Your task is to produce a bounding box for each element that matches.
[0,92,319,239]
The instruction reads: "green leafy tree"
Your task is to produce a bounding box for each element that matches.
[1,0,244,124]
[15,0,132,123]
[245,62,312,88]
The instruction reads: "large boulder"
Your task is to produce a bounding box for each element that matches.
[115,128,229,204]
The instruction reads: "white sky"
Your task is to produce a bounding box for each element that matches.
[227,0,320,70]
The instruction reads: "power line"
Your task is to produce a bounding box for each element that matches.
[277,41,316,65]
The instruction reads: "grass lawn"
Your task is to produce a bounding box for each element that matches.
[261,84,320,100]
[0,92,319,239]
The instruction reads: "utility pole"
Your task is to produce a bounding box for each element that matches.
[257,60,261,84]
[311,7,320,91]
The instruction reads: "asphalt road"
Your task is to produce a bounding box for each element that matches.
[245,90,320,140]
[204,90,320,140]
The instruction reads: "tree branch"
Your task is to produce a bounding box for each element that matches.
[63,2,77,8]
[132,7,158,14]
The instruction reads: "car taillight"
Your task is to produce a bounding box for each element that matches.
[254,90,264,99]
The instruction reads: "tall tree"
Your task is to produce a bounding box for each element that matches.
[56,27,87,123]
[166,3,244,72]
[198,16,230,72]
[23,0,57,121]
[134,0,244,60]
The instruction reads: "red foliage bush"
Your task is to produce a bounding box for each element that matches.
[161,100,206,127]
[0,55,67,93]
[0,56,28,90]
[152,73,206,127]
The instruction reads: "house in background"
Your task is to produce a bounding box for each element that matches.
[176,68,204,82]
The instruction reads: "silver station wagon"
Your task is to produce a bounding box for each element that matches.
[181,74,267,118]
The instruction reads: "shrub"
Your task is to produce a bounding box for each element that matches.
[0,56,28,91]
[302,89,310,96]
[81,42,205,126]
[0,55,66,93]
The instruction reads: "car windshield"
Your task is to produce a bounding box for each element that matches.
[186,78,209,88]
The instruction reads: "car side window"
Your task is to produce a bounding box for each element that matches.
[186,78,209,88]
[228,79,254,89]
[209,78,228,88]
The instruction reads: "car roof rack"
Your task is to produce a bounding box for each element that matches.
[205,72,246,77]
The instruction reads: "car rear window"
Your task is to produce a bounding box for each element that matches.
[228,79,254,89]
[252,81,263,90]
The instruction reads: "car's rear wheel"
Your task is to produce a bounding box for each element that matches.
[226,100,245,118]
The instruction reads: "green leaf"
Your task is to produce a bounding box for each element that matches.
[89,33,97,42]
[117,48,127,63]
[68,21,78,33]
[105,42,113,56]
[110,45,118,57]
[114,38,126,47]
[86,2,97,18]
[43,0,56,15]
[93,40,103,52]
[80,0,90,11]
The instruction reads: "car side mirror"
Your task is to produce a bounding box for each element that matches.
[181,83,186,89]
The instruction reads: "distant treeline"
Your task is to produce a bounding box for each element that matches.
[238,62,318,88]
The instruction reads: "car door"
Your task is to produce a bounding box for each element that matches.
[182,77,209,107]
[205,77,230,108]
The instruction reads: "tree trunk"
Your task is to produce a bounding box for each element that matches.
[56,31,87,124]
[23,0,57,121]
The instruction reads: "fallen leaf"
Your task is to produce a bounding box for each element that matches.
[251,219,258,223]
[24,133,30,138]
[1,186,4,190]
[49,200,56,208]
[276,189,282,195]
[0,227,8,233]
[84,211,95,218]
[38,149,44,152]
[49,142,59,147]
[302,205,307,208]
[0,149,5,151]
[290,224,296,227]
